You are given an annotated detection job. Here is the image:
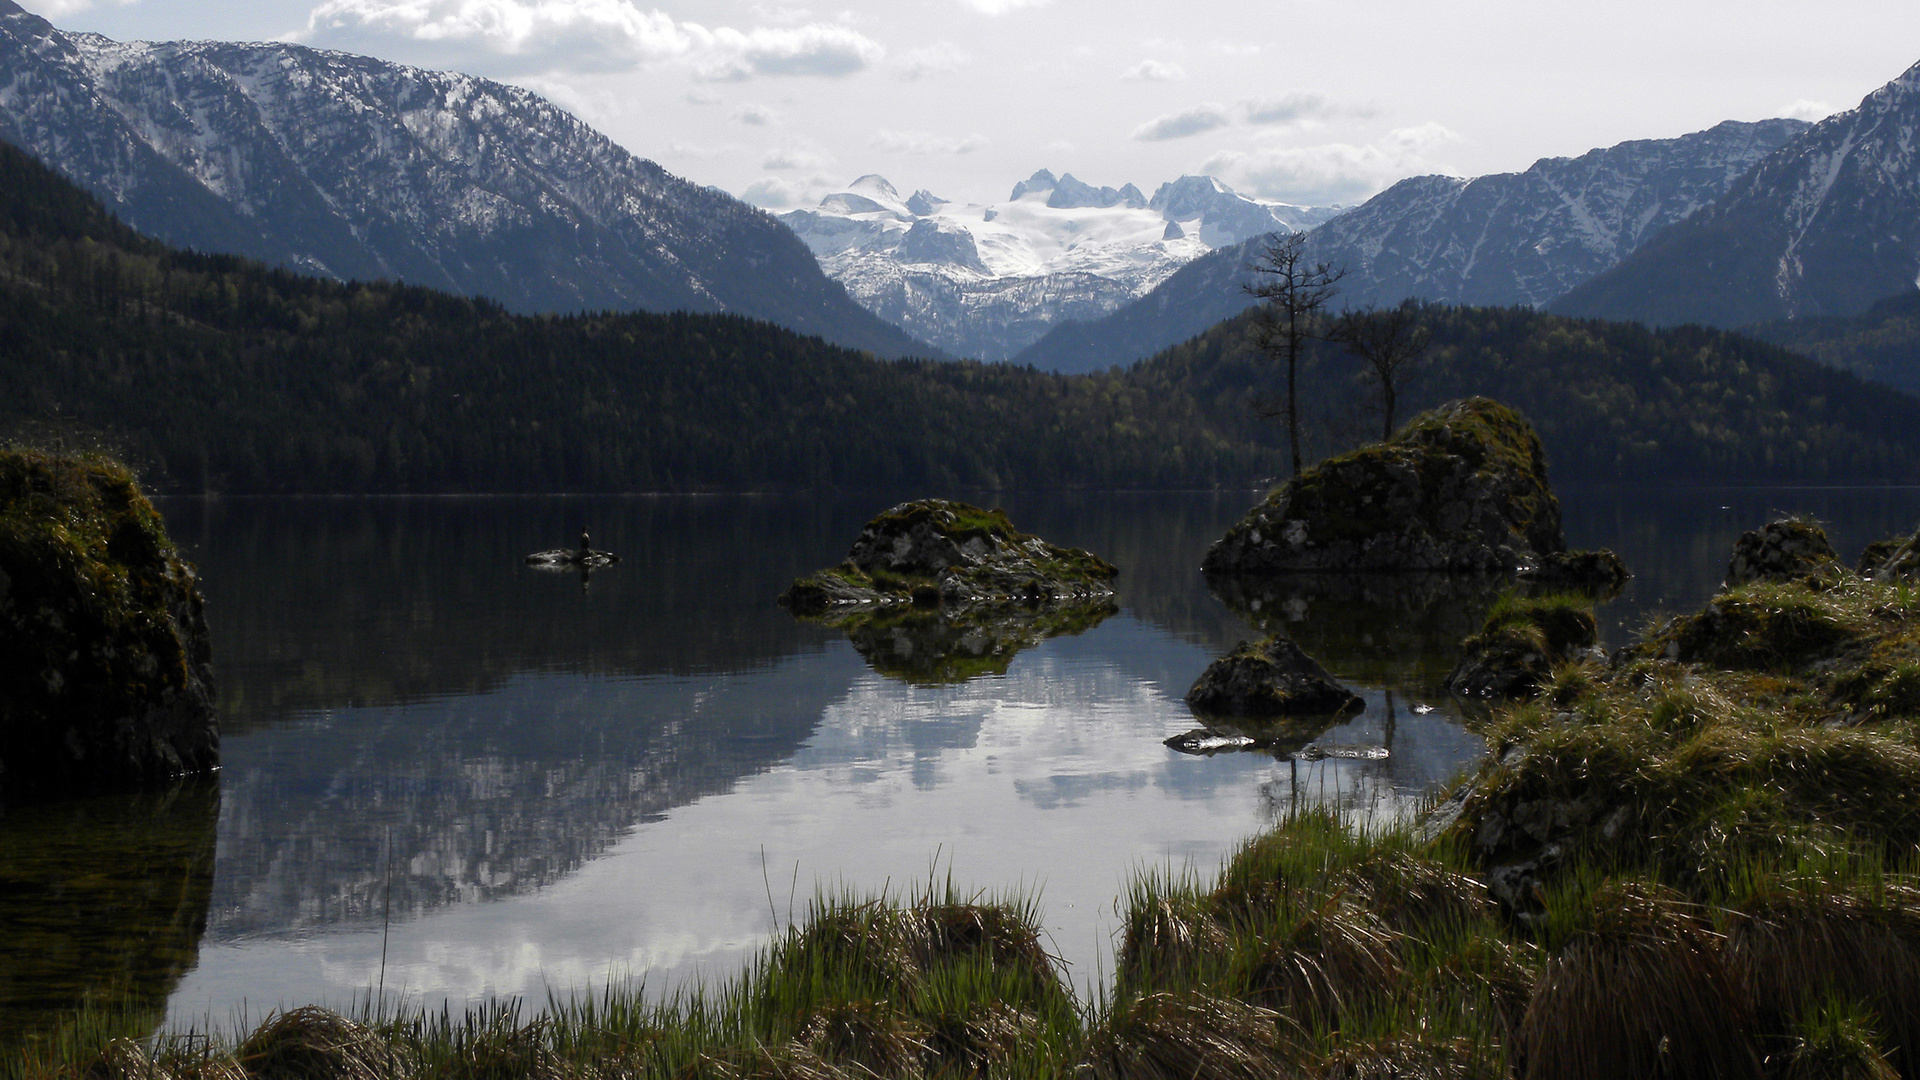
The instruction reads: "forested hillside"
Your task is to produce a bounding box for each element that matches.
[1131,303,1920,484]
[3,137,1917,492]
[1744,290,1920,398]
[0,138,1253,493]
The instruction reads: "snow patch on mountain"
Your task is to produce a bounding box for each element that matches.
[781,167,1341,359]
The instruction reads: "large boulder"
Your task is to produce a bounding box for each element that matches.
[781,499,1118,613]
[1724,518,1839,587]
[1202,398,1565,575]
[1183,635,1363,719]
[0,449,217,803]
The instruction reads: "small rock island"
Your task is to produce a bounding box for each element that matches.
[0,448,217,803]
[781,499,1117,613]
[1203,397,1571,575]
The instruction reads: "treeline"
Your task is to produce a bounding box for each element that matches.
[1133,302,1920,484]
[1744,289,1920,399]
[0,142,1253,493]
[4,135,1919,492]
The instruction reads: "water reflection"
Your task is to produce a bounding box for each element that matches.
[0,781,217,1044]
[20,485,1909,1037]
[802,601,1119,685]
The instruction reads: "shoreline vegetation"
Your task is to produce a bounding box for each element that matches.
[18,516,1920,1078]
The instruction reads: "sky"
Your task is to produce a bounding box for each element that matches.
[23,0,1920,212]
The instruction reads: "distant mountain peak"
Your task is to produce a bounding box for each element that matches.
[1009,169,1058,201]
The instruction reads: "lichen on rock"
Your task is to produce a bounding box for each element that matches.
[0,449,217,804]
[780,499,1118,614]
[1202,398,1569,575]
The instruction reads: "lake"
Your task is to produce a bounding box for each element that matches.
[5,485,1920,1042]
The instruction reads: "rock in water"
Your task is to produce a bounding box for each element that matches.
[1724,518,1839,587]
[1203,398,1566,574]
[0,450,216,803]
[780,499,1117,612]
[1184,636,1363,718]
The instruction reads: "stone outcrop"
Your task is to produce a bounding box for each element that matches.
[0,449,217,803]
[1183,635,1363,719]
[780,499,1117,613]
[1202,398,1566,575]
[1724,518,1839,587]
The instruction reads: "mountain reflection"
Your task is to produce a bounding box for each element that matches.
[208,660,855,940]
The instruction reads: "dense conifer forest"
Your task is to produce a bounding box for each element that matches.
[3,136,1918,493]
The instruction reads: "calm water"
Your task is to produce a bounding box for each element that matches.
[6,486,1920,1041]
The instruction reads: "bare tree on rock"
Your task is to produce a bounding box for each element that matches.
[1245,232,1344,476]
[1331,300,1433,441]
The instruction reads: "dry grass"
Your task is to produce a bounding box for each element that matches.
[1083,993,1307,1080]
[1519,881,1760,1080]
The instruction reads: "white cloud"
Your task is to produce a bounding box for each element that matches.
[761,140,836,171]
[952,0,1050,14]
[301,0,883,79]
[1121,59,1186,82]
[739,174,837,208]
[694,23,883,81]
[871,130,988,155]
[1203,125,1461,206]
[1781,98,1835,121]
[740,177,804,207]
[1130,103,1232,141]
[26,0,107,15]
[1244,91,1338,126]
[888,42,968,80]
[731,103,778,125]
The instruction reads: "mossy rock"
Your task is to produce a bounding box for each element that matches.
[0,449,216,803]
[781,499,1117,613]
[1203,398,1565,575]
[1184,635,1364,719]
[1725,517,1840,588]
[1446,594,1598,700]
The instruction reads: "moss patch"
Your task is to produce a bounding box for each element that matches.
[0,448,216,803]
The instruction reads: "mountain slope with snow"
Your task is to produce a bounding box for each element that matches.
[1016,119,1806,373]
[0,0,931,358]
[780,170,1339,359]
[1554,62,1920,327]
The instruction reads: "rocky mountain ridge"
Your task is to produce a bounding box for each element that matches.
[1554,60,1920,328]
[1015,119,1807,373]
[780,170,1339,359]
[0,0,931,357]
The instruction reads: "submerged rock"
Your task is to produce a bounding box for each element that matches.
[1724,518,1838,587]
[1203,398,1567,575]
[0,449,217,803]
[1521,548,1631,596]
[780,499,1117,613]
[1184,635,1363,719]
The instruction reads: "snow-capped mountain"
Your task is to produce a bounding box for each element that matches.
[0,0,930,358]
[1016,118,1807,373]
[780,170,1340,360]
[1555,62,1920,328]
